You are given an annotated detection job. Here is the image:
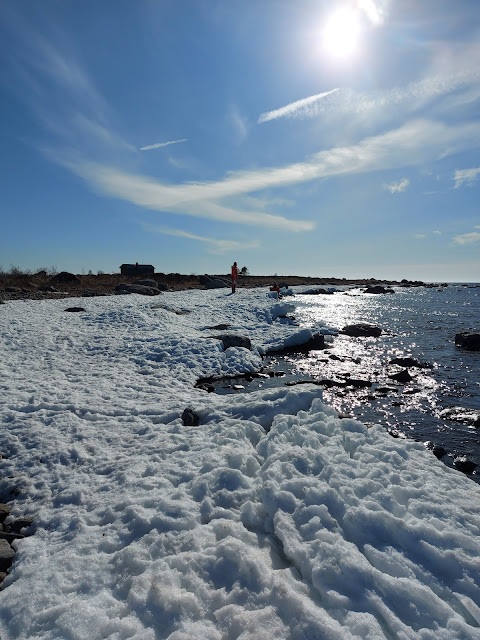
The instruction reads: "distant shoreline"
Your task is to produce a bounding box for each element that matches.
[0,269,461,302]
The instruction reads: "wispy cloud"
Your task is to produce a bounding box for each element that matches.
[140,139,187,151]
[384,178,410,193]
[67,118,480,231]
[142,224,260,254]
[453,231,480,245]
[258,89,339,124]
[414,234,426,240]
[453,167,480,188]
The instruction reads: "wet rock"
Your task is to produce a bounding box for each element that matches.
[389,357,431,368]
[302,288,334,295]
[455,332,480,351]
[65,307,86,313]
[342,324,382,338]
[388,369,414,383]
[454,456,477,474]
[344,378,372,388]
[5,287,22,293]
[182,408,199,426]
[439,407,480,427]
[268,333,325,355]
[364,285,395,294]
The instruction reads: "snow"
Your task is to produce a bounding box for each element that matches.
[1,288,480,639]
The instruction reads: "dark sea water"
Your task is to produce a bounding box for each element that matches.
[291,284,480,479]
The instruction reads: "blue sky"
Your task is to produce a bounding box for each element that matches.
[1,0,479,281]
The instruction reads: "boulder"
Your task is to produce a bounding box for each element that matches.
[388,369,414,383]
[182,408,199,426]
[135,279,158,288]
[455,332,480,351]
[64,307,86,313]
[0,539,15,572]
[268,333,325,355]
[205,278,228,289]
[5,287,22,293]
[439,407,480,427]
[389,357,431,369]
[38,284,58,292]
[213,334,252,350]
[364,285,395,294]
[342,324,382,338]
[50,271,80,284]
[302,288,334,295]
[454,456,477,474]
[115,283,162,296]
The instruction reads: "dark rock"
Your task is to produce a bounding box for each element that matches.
[156,283,168,291]
[0,539,14,572]
[205,324,231,331]
[115,283,162,296]
[0,505,10,523]
[439,407,480,427]
[8,516,34,534]
[65,307,86,313]
[364,285,395,294]
[268,333,325,355]
[205,278,228,289]
[342,324,382,338]
[135,279,158,288]
[302,288,334,295]
[455,332,480,351]
[5,287,21,293]
[389,357,431,368]
[345,378,372,388]
[50,271,80,284]
[454,456,477,474]
[38,284,58,292]
[199,275,212,285]
[213,334,252,350]
[388,369,414,383]
[318,378,347,388]
[182,408,199,426]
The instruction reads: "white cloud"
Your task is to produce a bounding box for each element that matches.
[453,167,480,188]
[414,234,426,239]
[433,230,442,235]
[453,231,480,245]
[67,118,480,232]
[142,224,260,254]
[384,178,410,193]
[140,139,187,151]
[258,89,339,124]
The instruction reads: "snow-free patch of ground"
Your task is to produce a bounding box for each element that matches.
[1,289,479,639]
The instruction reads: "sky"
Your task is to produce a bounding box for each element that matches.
[1,0,479,282]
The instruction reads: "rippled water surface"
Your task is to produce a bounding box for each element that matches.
[291,284,480,476]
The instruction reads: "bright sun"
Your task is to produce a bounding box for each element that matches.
[322,7,362,59]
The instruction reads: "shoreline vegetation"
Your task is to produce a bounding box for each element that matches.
[0,268,451,302]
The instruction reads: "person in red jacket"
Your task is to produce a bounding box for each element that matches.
[231,262,238,293]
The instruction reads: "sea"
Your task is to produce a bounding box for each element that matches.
[217,283,480,481]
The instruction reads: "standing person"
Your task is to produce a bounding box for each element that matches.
[231,261,238,293]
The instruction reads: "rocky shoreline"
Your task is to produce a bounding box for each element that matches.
[0,270,452,302]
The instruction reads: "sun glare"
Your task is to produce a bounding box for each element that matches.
[322,7,362,59]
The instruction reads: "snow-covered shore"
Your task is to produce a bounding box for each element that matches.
[1,289,480,639]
